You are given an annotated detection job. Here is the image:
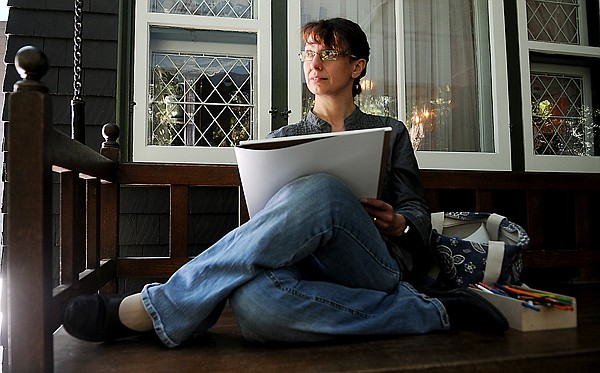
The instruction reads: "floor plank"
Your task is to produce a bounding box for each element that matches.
[54,283,600,372]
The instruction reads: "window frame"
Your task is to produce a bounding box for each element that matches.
[132,1,272,164]
[517,0,600,172]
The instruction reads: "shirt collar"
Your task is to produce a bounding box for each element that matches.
[306,105,365,131]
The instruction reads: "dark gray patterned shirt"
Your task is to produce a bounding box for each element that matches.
[268,107,432,274]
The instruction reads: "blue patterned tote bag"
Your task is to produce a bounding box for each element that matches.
[429,212,530,289]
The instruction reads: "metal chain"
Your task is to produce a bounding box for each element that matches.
[73,0,83,101]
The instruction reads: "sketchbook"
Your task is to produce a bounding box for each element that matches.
[235,127,392,218]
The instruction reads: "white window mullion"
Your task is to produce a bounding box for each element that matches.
[474,0,494,153]
[396,1,407,124]
[287,0,302,125]
[255,0,272,141]
[133,1,152,163]
[488,0,511,166]
[528,40,600,58]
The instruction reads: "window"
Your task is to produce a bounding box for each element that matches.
[129,0,598,171]
[403,0,495,154]
[518,0,599,172]
[288,0,512,170]
[148,28,255,148]
[133,0,271,164]
[531,64,594,157]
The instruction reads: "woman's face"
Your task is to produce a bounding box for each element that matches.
[302,37,365,99]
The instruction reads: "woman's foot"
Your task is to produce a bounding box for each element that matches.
[416,287,509,334]
[437,289,509,334]
[62,294,142,342]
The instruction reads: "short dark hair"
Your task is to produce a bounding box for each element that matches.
[301,18,370,96]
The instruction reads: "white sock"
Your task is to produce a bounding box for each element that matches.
[118,293,154,332]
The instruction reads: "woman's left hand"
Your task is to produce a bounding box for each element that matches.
[360,198,408,237]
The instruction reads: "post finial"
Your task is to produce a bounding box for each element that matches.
[102,123,120,149]
[101,123,120,161]
[14,46,49,92]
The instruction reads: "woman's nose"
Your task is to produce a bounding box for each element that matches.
[309,54,323,70]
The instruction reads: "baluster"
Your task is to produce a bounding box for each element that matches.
[100,123,120,292]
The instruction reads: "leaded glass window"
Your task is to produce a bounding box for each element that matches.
[134,0,269,163]
[149,0,253,18]
[531,67,595,156]
[526,0,582,44]
[148,27,256,148]
[150,52,253,147]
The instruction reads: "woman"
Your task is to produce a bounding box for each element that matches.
[63,18,507,347]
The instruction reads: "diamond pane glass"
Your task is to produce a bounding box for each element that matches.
[531,71,594,156]
[150,0,253,18]
[526,0,580,44]
[149,52,253,147]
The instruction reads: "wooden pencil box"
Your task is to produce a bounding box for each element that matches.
[467,286,577,331]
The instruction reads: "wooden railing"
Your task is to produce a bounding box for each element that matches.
[6,47,119,372]
[113,168,600,282]
[5,47,247,372]
[114,163,244,280]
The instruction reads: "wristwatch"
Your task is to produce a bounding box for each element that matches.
[403,222,411,235]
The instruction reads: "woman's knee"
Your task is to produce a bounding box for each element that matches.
[292,173,350,196]
[280,173,357,212]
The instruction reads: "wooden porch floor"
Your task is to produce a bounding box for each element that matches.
[54,283,600,372]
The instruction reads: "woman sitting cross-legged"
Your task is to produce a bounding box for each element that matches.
[62,17,508,348]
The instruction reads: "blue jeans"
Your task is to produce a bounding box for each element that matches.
[141,174,449,347]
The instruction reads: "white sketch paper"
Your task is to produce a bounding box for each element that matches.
[235,127,391,218]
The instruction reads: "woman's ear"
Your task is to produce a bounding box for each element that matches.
[351,59,367,79]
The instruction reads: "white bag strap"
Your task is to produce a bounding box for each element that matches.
[431,212,445,233]
[428,213,444,283]
[482,241,505,285]
[485,213,505,241]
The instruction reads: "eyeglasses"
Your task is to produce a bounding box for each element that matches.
[297,49,357,62]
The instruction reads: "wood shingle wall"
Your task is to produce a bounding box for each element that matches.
[3,0,118,149]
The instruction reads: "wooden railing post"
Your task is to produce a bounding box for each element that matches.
[100,123,120,292]
[7,46,53,373]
